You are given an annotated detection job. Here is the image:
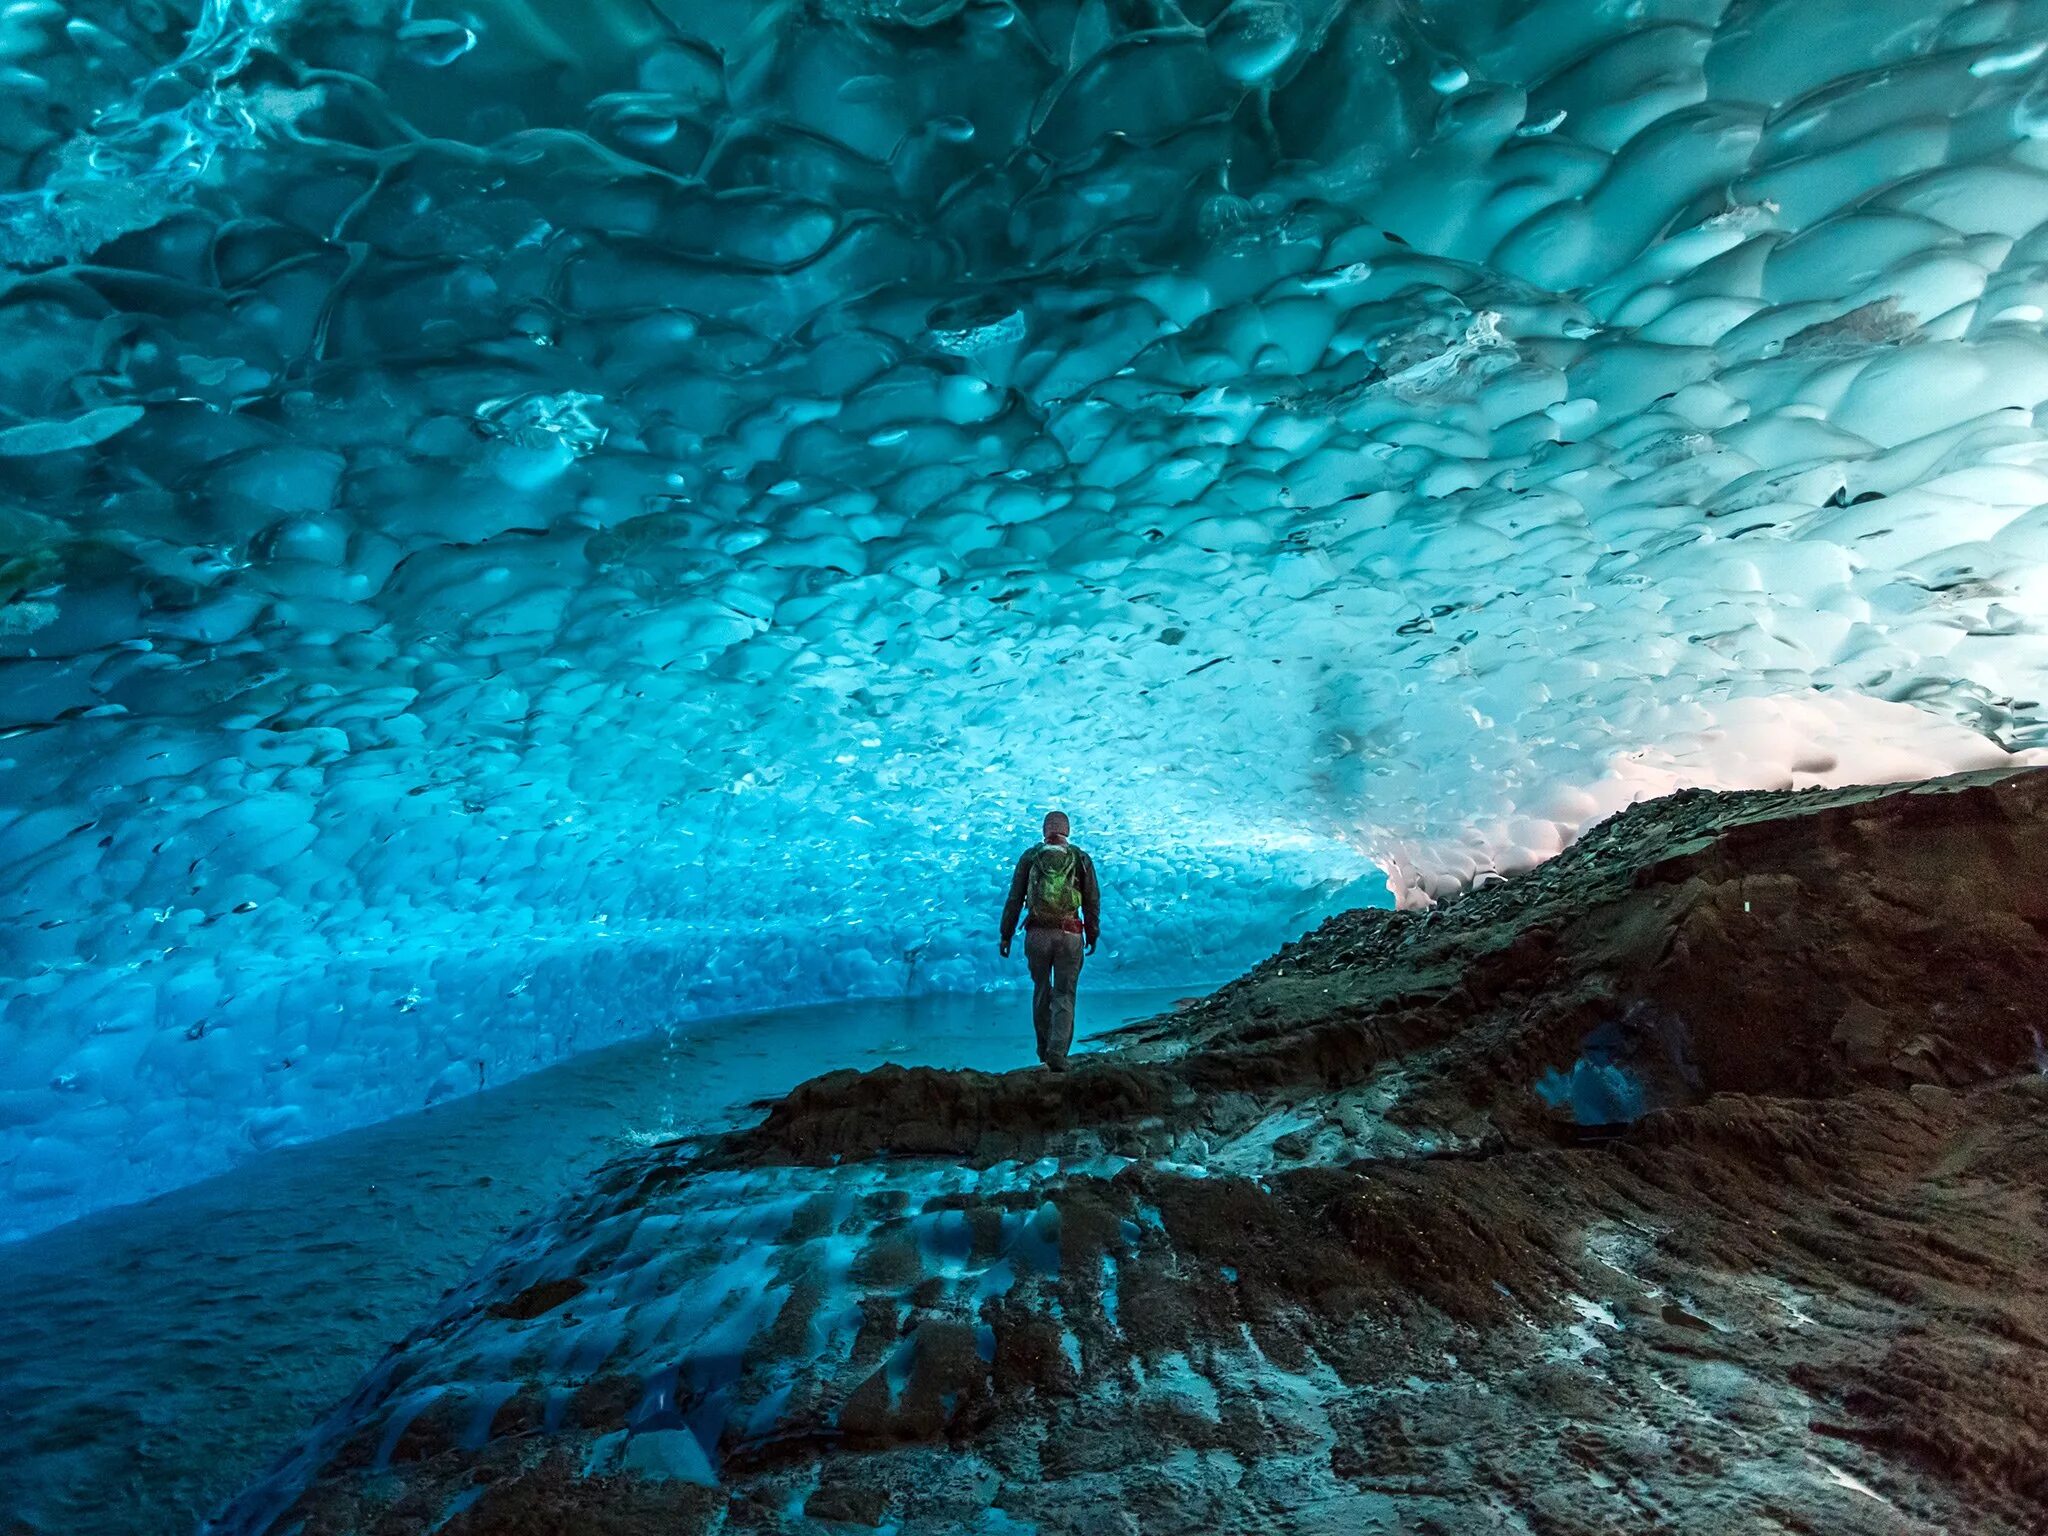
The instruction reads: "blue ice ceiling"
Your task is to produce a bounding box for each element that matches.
[6,0,2048,1235]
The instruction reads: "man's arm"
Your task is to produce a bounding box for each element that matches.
[999,852,1031,952]
[1080,850,1101,950]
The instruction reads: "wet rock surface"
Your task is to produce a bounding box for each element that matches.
[216,769,2048,1534]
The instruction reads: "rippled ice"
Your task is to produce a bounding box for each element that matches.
[10,0,2048,1254]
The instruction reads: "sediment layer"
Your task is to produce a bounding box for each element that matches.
[217,768,2048,1535]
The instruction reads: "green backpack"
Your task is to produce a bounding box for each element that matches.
[1027,843,1085,924]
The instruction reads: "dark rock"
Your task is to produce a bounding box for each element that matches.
[487,1275,587,1321]
[219,769,2048,1536]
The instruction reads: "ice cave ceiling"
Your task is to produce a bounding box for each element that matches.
[7,0,2048,1232]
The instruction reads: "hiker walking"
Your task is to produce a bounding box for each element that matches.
[998,811,1102,1072]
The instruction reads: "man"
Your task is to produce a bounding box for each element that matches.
[998,810,1101,1073]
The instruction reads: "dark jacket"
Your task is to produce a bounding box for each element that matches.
[1000,841,1101,946]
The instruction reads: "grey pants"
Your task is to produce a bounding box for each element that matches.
[1024,927,1085,1069]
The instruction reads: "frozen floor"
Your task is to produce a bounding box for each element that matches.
[0,986,1188,1536]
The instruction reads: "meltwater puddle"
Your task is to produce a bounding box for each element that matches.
[0,987,1186,1536]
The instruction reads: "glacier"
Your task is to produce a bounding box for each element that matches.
[7,0,2048,1237]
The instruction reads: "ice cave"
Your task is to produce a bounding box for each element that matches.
[4,0,2048,1531]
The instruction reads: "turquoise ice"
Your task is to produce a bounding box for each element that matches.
[5,0,2048,1235]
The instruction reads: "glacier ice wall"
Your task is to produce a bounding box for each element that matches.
[7,0,2048,1234]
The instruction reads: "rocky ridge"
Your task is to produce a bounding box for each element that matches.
[215,767,2048,1535]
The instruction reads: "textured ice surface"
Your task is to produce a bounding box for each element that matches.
[9,0,2048,1232]
[0,990,1175,1536]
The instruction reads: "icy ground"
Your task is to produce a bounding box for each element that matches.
[0,987,1177,1536]
[9,0,2048,1229]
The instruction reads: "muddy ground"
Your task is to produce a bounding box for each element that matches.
[214,767,2048,1535]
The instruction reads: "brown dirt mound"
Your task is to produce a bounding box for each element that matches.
[218,768,2048,1536]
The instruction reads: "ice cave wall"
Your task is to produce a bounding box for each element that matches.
[7,0,2048,1234]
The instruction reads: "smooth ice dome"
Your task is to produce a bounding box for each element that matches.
[6,0,2048,1235]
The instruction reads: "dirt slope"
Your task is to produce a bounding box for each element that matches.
[214,767,2048,1536]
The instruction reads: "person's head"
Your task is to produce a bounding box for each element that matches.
[1042,810,1071,843]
